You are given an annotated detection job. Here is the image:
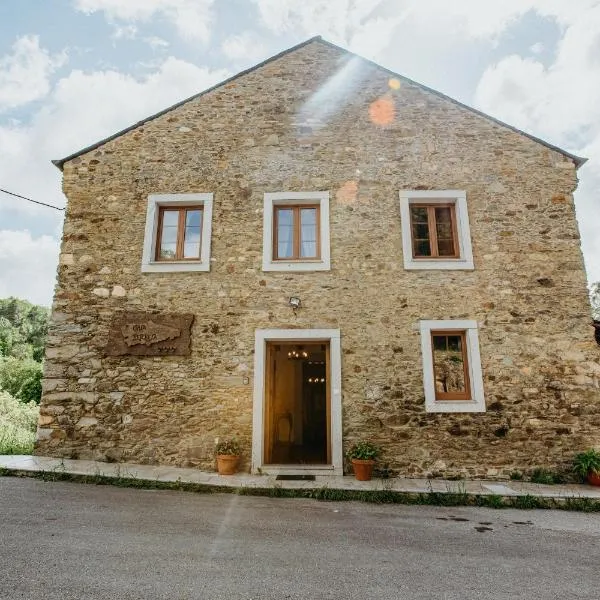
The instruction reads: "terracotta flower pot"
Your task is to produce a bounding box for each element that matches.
[216,454,240,475]
[351,459,375,481]
[587,471,600,486]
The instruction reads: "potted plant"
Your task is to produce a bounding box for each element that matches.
[347,441,381,481]
[573,449,600,486]
[215,439,241,475]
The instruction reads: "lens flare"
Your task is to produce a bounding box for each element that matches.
[336,180,359,205]
[369,95,395,126]
[388,78,401,90]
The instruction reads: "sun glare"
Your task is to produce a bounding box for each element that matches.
[369,95,395,126]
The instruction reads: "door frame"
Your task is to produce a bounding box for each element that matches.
[252,329,342,476]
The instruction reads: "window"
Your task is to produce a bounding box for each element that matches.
[263,192,330,271]
[141,193,213,273]
[399,190,474,270]
[274,205,320,260]
[156,206,203,261]
[410,205,458,258]
[419,320,485,413]
[430,331,470,400]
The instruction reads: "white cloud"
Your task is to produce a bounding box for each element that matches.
[145,36,170,50]
[221,32,268,63]
[0,230,60,306]
[474,3,600,281]
[73,0,215,42]
[251,0,403,57]
[0,57,230,214]
[530,42,544,54]
[0,35,66,112]
[0,56,230,307]
[112,24,138,40]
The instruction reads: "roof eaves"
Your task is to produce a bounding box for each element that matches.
[52,35,325,171]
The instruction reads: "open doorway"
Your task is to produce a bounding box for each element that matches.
[264,341,330,465]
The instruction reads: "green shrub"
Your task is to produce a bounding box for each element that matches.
[573,449,600,480]
[346,441,381,461]
[0,391,39,454]
[0,357,43,404]
[530,468,565,485]
[215,439,241,455]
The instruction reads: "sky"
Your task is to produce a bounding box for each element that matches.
[0,0,599,306]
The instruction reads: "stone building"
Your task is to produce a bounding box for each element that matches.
[35,37,600,479]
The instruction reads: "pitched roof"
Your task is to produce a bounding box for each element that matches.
[52,36,587,170]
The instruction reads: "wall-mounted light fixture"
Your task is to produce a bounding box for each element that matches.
[289,296,301,310]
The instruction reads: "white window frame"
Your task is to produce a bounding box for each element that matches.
[141,193,213,273]
[262,191,331,272]
[399,190,474,270]
[420,319,485,413]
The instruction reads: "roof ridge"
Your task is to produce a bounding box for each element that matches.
[52,35,586,170]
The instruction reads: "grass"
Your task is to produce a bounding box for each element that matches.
[0,391,39,455]
[529,468,566,485]
[1,468,599,512]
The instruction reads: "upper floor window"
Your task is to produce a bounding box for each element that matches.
[410,204,458,259]
[156,206,203,261]
[274,205,320,260]
[141,193,213,273]
[263,192,330,272]
[399,190,474,270]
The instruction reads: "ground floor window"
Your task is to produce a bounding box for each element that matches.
[419,320,485,412]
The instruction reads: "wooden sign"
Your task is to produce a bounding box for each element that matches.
[105,312,194,356]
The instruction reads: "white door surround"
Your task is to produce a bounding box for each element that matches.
[252,329,343,476]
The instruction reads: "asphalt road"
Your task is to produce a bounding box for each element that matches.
[1,478,599,600]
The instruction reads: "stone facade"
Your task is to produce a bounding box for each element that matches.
[35,38,600,478]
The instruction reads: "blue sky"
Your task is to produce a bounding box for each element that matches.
[1,0,599,305]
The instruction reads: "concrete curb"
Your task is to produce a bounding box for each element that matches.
[2,455,600,510]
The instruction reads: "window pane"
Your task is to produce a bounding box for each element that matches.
[412,223,429,240]
[184,242,201,258]
[160,226,178,245]
[414,239,431,257]
[162,210,179,227]
[447,335,461,352]
[300,241,317,258]
[437,240,456,256]
[159,243,177,259]
[300,208,316,226]
[276,208,294,258]
[432,336,446,351]
[435,206,452,224]
[410,206,428,222]
[435,207,455,256]
[436,222,452,239]
[277,208,293,226]
[300,208,318,258]
[183,226,201,258]
[186,209,202,228]
[432,334,466,395]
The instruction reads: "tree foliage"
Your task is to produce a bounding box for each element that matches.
[0,297,49,404]
[0,358,43,404]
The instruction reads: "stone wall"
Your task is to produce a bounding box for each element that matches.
[35,40,600,478]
